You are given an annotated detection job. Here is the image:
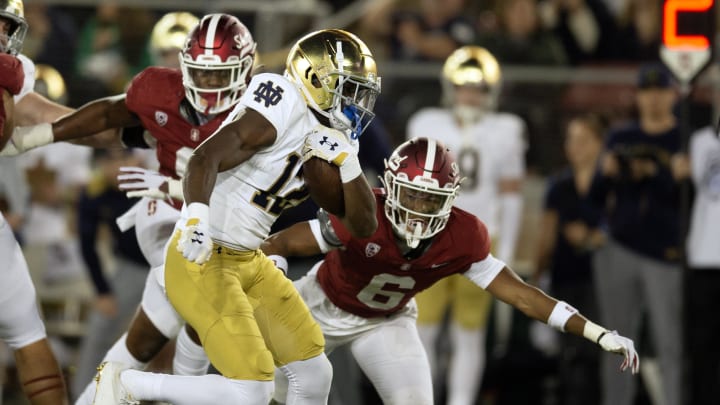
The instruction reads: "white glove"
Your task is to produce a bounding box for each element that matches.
[598,331,640,374]
[0,123,54,156]
[176,203,213,265]
[117,166,183,201]
[303,126,362,182]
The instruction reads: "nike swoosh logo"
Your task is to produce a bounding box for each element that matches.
[430,262,449,268]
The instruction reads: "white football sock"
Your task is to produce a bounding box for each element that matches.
[121,370,274,405]
[173,326,210,376]
[447,325,485,405]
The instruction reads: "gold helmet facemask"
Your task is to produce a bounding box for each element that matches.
[149,12,199,66]
[286,29,381,140]
[0,0,27,56]
[442,46,501,126]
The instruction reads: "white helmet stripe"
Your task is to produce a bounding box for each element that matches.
[204,14,221,56]
[423,138,436,177]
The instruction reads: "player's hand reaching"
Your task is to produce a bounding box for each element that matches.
[177,203,213,265]
[117,166,183,201]
[598,330,640,374]
[303,125,362,183]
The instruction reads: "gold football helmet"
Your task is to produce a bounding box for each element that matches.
[149,11,199,67]
[34,64,67,104]
[442,46,501,124]
[286,29,381,139]
[0,0,27,56]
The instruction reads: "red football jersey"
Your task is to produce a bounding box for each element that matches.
[125,67,229,180]
[316,191,492,318]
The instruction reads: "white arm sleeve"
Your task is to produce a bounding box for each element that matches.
[497,192,523,262]
[308,219,336,254]
[462,253,506,289]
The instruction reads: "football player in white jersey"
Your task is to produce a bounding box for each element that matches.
[91,29,380,405]
[406,46,526,405]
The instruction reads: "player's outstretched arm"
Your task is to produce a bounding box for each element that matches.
[486,267,640,374]
[261,221,325,275]
[262,222,323,258]
[2,95,137,155]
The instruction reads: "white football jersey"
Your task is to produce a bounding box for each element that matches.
[15,54,36,103]
[194,73,319,250]
[407,108,525,235]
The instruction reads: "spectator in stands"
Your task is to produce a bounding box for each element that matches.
[592,62,688,405]
[537,0,618,65]
[612,0,661,61]
[72,149,149,401]
[477,0,567,65]
[360,0,476,61]
[22,2,77,79]
[686,124,720,405]
[534,113,606,405]
[75,2,154,94]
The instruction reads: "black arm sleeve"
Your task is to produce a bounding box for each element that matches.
[120,125,151,149]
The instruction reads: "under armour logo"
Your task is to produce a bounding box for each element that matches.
[191,230,204,244]
[319,136,339,151]
[253,80,284,107]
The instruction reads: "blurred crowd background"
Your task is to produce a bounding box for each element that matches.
[2,0,719,404]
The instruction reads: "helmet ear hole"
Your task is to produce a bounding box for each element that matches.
[310,74,322,89]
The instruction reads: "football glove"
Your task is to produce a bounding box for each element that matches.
[117,166,183,201]
[598,330,640,374]
[303,126,362,182]
[176,203,213,265]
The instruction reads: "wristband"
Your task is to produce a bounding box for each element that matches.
[14,123,54,150]
[168,179,184,200]
[267,254,289,275]
[583,320,609,344]
[187,202,209,222]
[547,301,578,332]
[339,153,362,183]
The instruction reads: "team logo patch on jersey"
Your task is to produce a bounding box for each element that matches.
[190,128,200,142]
[365,243,381,257]
[155,111,168,126]
[253,80,284,107]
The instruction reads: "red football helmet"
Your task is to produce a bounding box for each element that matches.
[180,13,256,115]
[381,137,461,248]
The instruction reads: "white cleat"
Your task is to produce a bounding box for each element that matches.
[92,361,139,405]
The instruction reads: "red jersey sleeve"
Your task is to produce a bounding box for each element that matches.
[0,54,24,95]
[449,208,492,264]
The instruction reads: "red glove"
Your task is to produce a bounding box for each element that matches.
[0,54,24,96]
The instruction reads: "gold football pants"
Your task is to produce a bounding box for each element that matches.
[165,232,324,380]
[415,274,493,329]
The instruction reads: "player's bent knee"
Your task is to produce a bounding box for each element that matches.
[281,354,332,400]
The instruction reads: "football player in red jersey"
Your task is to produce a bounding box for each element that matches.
[261,137,640,405]
[1,12,255,404]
